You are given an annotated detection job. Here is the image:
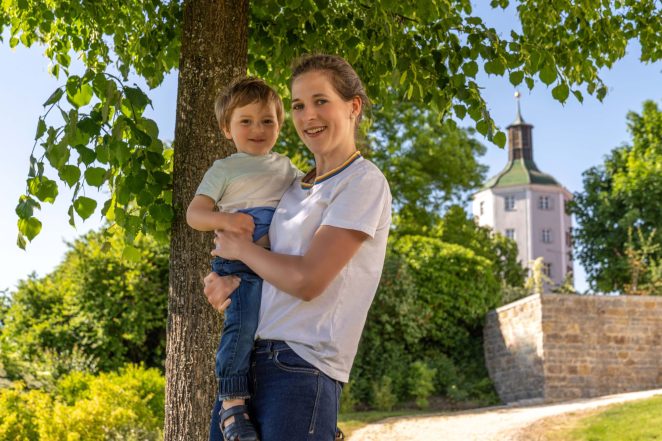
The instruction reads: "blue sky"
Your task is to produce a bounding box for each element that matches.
[1,7,660,295]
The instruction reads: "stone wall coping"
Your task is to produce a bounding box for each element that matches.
[491,293,541,315]
[491,293,662,316]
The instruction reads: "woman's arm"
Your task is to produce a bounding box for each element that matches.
[186,195,254,237]
[214,225,368,301]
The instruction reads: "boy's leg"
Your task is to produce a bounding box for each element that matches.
[217,272,262,399]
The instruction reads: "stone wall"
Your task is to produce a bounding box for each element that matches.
[484,293,662,404]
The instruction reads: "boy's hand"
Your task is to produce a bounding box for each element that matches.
[223,212,255,239]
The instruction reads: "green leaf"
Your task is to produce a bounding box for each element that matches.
[59,165,82,187]
[73,196,97,220]
[509,71,524,86]
[525,77,535,90]
[572,90,584,103]
[539,66,557,85]
[124,86,151,111]
[476,120,488,136]
[75,145,96,165]
[15,196,40,219]
[453,105,467,119]
[462,61,478,77]
[43,88,64,106]
[67,84,94,108]
[493,131,506,148]
[17,234,27,250]
[45,143,70,169]
[28,177,59,203]
[552,83,569,102]
[18,217,42,241]
[84,167,107,187]
[68,205,76,227]
[484,60,505,75]
[149,203,174,222]
[122,245,142,262]
[35,118,47,140]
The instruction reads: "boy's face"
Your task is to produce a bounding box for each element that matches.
[223,101,280,156]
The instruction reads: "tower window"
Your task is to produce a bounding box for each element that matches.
[479,201,485,216]
[539,196,552,210]
[542,229,552,243]
[505,195,516,211]
[505,229,515,240]
[565,231,572,247]
[543,263,552,278]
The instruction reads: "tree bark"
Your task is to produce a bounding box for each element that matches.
[165,1,248,439]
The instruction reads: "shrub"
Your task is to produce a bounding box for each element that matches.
[0,365,164,440]
[409,361,436,409]
[339,380,358,413]
[371,376,397,411]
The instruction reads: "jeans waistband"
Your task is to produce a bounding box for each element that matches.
[254,339,290,353]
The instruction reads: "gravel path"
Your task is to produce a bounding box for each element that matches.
[348,388,662,441]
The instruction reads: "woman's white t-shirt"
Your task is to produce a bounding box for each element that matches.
[255,156,392,382]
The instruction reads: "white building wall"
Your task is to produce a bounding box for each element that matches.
[472,185,573,287]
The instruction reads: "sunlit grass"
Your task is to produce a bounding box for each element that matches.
[544,396,662,441]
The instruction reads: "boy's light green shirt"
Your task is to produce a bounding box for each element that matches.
[196,152,302,212]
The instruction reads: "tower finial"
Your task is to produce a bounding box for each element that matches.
[514,90,525,124]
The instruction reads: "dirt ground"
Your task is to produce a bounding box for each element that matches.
[347,388,662,441]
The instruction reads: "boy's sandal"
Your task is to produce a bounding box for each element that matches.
[219,404,259,441]
[335,427,345,440]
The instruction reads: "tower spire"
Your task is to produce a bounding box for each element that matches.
[507,91,534,161]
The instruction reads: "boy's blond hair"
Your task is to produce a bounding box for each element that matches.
[214,77,285,131]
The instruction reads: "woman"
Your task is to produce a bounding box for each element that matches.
[206,54,391,441]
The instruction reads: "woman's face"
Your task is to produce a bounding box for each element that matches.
[290,71,360,157]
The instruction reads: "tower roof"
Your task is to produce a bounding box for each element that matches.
[481,92,562,190]
[482,158,560,189]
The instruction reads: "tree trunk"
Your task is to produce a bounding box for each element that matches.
[165,1,248,439]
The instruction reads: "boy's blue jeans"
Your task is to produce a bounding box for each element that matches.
[213,206,273,401]
[212,257,262,401]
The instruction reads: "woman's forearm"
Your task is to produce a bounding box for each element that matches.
[237,242,313,300]
[234,226,367,301]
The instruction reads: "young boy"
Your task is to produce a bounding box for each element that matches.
[186,77,301,441]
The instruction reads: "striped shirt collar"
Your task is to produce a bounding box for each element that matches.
[301,151,362,189]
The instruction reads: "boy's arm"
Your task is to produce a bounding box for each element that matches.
[186,195,254,237]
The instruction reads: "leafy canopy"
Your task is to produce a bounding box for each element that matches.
[2,0,661,247]
[570,100,662,294]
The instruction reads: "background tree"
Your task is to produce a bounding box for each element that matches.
[570,100,662,294]
[0,228,168,386]
[2,0,661,437]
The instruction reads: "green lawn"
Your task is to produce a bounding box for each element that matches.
[546,396,662,441]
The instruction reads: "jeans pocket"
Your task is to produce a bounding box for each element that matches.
[273,349,320,375]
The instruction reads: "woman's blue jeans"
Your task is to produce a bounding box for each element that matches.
[210,340,342,441]
[211,257,262,400]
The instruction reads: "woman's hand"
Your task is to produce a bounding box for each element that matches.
[224,212,255,237]
[211,229,253,260]
[203,272,240,312]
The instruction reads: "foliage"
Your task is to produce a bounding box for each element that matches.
[3,1,661,246]
[0,365,164,441]
[431,205,526,288]
[371,376,397,411]
[408,361,437,409]
[570,101,662,294]
[339,380,358,414]
[353,244,501,408]
[0,228,168,381]
[369,104,488,229]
